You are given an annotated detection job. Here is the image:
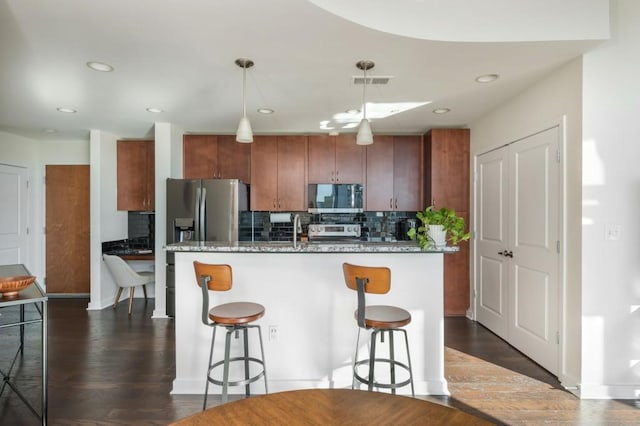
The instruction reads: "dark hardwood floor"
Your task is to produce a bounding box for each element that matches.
[0,299,638,425]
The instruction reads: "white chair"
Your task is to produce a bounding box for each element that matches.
[103,254,154,315]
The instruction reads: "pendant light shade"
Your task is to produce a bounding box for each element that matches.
[235,58,254,143]
[356,60,375,146]
[236,116,253,143]
[356,118,373,145]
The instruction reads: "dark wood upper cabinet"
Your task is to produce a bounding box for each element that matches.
[117,140,154,211]
[424,128,470,212]
[365,135,394,211]
[365,135,422,211]
[250,135,306,211]
[393,135,423,211]
[276,136,306,211]
[183,134,251,183]
[308,134,364,184]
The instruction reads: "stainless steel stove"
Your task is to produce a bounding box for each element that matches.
[307,223,361,240]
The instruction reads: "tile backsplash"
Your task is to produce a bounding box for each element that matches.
[239,211,418,242]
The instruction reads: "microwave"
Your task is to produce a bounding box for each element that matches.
[308,184,363,213]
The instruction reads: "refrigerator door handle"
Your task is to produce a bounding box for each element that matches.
[200,187,207,241]
[194,187,201,240]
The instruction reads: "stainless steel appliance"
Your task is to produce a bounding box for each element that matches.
[308,223,361,241]
[165,178,248,316]
[166,178,248,244]
[307,184,363,213]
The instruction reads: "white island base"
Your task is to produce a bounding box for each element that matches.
[171,250,449,396]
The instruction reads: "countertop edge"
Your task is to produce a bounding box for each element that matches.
[164,242,459,254]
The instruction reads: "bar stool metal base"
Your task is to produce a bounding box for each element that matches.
[203,323,268,409]
[353,328,415,396]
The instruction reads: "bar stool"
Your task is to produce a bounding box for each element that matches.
[193,261,268,409]
[342,262,415,396]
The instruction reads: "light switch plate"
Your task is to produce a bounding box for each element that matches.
[605,224,621,241]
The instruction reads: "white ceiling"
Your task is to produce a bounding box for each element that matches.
[0,0,609,142]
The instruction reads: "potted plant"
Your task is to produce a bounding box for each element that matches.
[407,206,470,249]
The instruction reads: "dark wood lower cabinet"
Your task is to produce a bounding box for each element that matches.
[444,236,470,316]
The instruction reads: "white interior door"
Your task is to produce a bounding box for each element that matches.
[0,164,29,265]
[507,127,560,374]
[476,148,509,339]
[475,126,560,376]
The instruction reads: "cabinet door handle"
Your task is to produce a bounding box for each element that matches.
[395,199,398,209]
[273,200,276,209]
[389,198,393,208]
[335,170,339,182]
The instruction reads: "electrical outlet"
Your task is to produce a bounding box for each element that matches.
[268,325,278,342]
[605,224,621,241]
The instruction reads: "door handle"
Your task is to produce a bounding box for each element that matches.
[498,250,514,258]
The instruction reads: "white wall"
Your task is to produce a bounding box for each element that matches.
[153,122,184,318]
[1,131,90,285]
[0,131,41,277]
[580,0,640,399]
[468,58,584,388]
[89,130,128,310]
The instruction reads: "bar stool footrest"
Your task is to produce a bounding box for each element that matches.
[354,358,412,390]
[207,357,266,388]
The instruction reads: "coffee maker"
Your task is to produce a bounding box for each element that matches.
[395,218,417,241]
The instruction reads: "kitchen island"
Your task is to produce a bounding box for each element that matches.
[167,241,455,396]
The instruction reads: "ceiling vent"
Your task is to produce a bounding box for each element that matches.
[353,76,393,85]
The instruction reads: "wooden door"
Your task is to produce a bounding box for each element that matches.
[308,135,335,183]
[277,135,306,211]
[335,134,364,184]
[393,135,422,211]
[45,165,90,293]
[250,136,278,210]
[0,164,29,265]
[218,135,251,184]
[426,129,470,212]
[117,140,154,211]
[183,135,218,179]
[365,135,394,211]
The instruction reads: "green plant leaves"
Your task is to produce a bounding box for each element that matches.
[407,205,470,249]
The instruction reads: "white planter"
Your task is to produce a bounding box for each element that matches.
[427,224,447,248]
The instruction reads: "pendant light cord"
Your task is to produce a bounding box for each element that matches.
[242,64,247,118]
[362,65,367,120]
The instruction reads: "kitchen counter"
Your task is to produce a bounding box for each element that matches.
[169,242,450,397]
[166,240,458,253]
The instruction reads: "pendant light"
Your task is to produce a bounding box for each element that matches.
[356,60,375,145]
[235,58,254,143]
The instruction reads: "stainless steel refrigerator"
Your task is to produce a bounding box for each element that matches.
[166,178,248,244]
[165,178,248,316]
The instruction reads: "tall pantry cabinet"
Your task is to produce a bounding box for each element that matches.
[424,128,470,316]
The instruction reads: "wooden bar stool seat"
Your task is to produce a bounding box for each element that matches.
[343,262,415,396]
[194,261,268,409]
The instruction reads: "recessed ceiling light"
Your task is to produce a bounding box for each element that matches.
[86,61,114,72]
[475,74,499,83]
[146,107,164,113]
[43,128,58,133]
[433,108,451,114]
[346,109,360,115]
[57,107,77,113]
[257,108,274,115]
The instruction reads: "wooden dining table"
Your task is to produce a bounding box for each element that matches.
[171,389,492,425]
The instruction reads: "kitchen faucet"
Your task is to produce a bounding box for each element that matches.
[293,214,302,248]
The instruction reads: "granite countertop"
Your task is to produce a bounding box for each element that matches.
[165,241,459,253]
